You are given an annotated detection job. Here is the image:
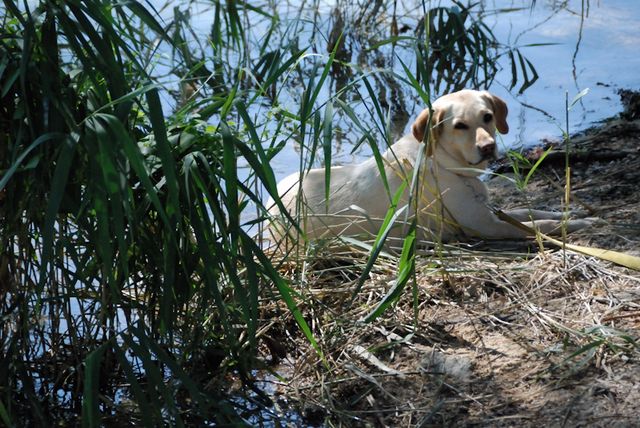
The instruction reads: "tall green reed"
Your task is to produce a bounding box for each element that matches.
[0,0,316,424]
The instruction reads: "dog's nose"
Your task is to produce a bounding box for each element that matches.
[477,140,496,158]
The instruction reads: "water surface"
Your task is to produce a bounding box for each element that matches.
[156,0,640,175]
[259,0,640,175]
[487,0,640,146]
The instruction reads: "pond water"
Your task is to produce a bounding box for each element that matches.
[486,0,640,146]
[152,0,640,236]
[157,1,639,180]
[271,0,640,174]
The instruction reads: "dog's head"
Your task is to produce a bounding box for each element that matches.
[412,90,509,171]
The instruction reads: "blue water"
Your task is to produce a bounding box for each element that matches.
[486,0,640,147]
[153,0,640,172]
[262,0,640,175]
[147,0,640,235]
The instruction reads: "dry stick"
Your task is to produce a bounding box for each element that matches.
[602,312,640,323]
[493,209,640,271]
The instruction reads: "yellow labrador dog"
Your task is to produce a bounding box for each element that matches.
[268,90,591,246]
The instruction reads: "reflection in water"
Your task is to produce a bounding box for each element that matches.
[224,0,635,177]
[300,0,640,168]
[297,0,541,166]
[160,0,639,173]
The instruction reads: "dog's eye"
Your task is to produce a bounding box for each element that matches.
[453,122,469,130]
[483,113,493,123]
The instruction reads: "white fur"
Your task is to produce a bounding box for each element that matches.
[267,90,591,246]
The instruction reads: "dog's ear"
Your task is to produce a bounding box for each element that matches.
[412,108,443,156]
[411,108,430,143]
[482,92,509,134]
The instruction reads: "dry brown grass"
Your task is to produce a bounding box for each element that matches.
[263,245,639,427]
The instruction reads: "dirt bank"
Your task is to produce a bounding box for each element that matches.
[264,92,640,427]
[490,100,640,255]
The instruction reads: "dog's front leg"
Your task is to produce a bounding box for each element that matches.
[504,208,565,222]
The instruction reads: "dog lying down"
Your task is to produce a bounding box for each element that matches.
[267,90,592,247]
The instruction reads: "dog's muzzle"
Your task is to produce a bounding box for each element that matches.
[467,142,496,166]
[477,140,496,160]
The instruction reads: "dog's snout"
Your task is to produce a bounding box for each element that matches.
[478,140,496,158]
[475,127,496,159]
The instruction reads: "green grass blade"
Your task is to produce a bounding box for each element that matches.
[146,87,181,328]
[39,136,76,290]
[81,342,109,428]
[350,183,408,302]
[322,100,333,212]
[523,146,552,187]
[309,34,340,118]
[0,399,12,428]
[146,87,180,225]
[240,234,260,354]
[0,133,61,192]
[397,54,430,104]
[220,122,240,246]
[363,220,416,322]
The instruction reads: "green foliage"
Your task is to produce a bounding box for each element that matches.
[0,0,310,424]
[0,0,549,424]
[504,146,553,191]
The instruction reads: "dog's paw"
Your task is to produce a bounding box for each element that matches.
[583,217,607,227]
[567,209,592,218]
[568,217,605,231]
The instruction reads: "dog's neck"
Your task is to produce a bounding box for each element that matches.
[431,147,488,178]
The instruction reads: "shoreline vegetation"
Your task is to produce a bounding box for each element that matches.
[1,0,638,425]
[263,93,640,425]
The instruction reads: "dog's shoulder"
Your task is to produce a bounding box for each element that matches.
[383,134,422,163]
